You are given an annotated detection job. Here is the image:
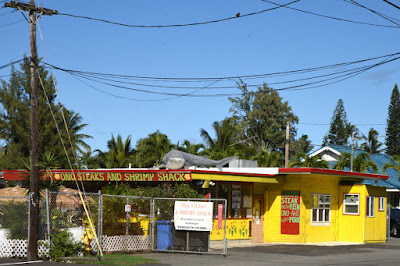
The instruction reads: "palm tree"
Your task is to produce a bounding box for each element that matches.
[60,110,92,155]
[97,134,135,168]
[78,146,99,169]
[178,140,204,155]
[290,154,329,169]
[135,130,172,167]
[334,152,378,173]
[360,128,384,154]
[250,151,284,167]
[200,118,239,152]
[382,155,400,178]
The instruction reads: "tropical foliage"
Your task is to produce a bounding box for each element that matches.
[0,58,90,169]
[334,152,378,173]
[97,134,134,168]
[360,128,383,154]
[228,83,299,153]
[135,130,171,167]
[386,84,400,156]
[382,154,400,177]
[290,154,329,168]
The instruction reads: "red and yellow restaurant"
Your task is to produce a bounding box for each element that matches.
[2,167,389,244]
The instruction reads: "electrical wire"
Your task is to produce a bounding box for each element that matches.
[0,58,25,70]
[57,0,300,28]
[261,0,400,28]
[344,0,400,27]
[43,51,400,82]
[0,18,24,27]
[383,0,400,11]
[56,55,400,101]
[36,20,103,257]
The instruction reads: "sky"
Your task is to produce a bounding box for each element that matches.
[1,0,400,153]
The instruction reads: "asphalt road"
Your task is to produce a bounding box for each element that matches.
[2,238,400,266]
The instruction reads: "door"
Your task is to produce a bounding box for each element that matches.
[252,195,264,243]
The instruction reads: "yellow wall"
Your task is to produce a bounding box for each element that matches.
[264,174,341,243]
[338,185,387,243]
[364,186,387,243]
[262,174,386,243]
[210,219,251,240]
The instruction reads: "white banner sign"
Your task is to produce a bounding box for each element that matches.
[174,201,213,231]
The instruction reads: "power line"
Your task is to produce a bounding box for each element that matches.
[0,18,24,27]
[56,55,400,101]
[261,0,400,28]
[383,0,400,11]
[344,0,400,27]
[43,51,400,82]
[299,123,386,126]
[57,0,300,28]
[0,58,25,69]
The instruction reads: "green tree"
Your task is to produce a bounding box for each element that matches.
[0,57,90,169]
[97,134,134,168]
[135,130,171,167]
[200,118,239,152]
[323,99,353,146]
[382,154,400,178]
[178,140,204,155]
[229,83,298,152]
[250,150,284,167]
[386,84,400,155]
[360,128,383,154]
[334,152,378,173]
[290,154,329,168]
[78,146,99,169]
[292,135,314,155]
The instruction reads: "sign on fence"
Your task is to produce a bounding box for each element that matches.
[174,201,213,231]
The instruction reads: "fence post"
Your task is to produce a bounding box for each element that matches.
[150,198,154,251]
[97,190,102,255]
[45,189,51,257]
[223,199,227,256]
[27,192,31,255]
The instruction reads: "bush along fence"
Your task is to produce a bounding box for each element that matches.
[0,190,227,259]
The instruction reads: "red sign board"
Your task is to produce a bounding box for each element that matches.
[281,190,300,235]
[2,170,192,182]
[218,204,223,229]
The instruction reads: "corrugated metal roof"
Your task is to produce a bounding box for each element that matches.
[320,145,400,189]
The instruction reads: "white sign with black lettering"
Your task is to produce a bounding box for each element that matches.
[174,201,213,231]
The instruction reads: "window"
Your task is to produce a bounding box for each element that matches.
[378,197,385,211]
[311,194,330,223]
[366,196,375,217]
[343,194,360,215]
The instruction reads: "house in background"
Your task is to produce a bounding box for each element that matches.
[310,144,400,207]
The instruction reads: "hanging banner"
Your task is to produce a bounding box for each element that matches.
[174,201,213,231]
[281,190,300,235]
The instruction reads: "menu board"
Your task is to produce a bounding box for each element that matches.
[281,191,300,235]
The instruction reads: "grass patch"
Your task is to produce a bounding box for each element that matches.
[74,254,158,265]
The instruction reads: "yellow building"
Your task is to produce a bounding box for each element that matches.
[190,167,388,244]
[2,167,389,244]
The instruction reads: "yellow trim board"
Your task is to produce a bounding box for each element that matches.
[192,173,278,183]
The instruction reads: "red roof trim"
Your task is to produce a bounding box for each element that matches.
[278,168,388,180]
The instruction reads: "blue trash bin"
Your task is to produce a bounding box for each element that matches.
[156,220,173,250]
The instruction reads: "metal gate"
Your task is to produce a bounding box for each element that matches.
[152,198,227,255]
[99,194,152,252]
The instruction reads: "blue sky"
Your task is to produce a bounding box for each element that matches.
[1,0,400,153]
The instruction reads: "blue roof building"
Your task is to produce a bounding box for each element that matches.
[310,144,400,207]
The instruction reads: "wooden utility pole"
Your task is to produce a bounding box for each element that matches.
[4,1,57,260]
[285,121,290,168]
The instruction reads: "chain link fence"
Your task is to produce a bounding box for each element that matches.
[0,189,227,258]
[98,195,152,252]
[152,198,227,255]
